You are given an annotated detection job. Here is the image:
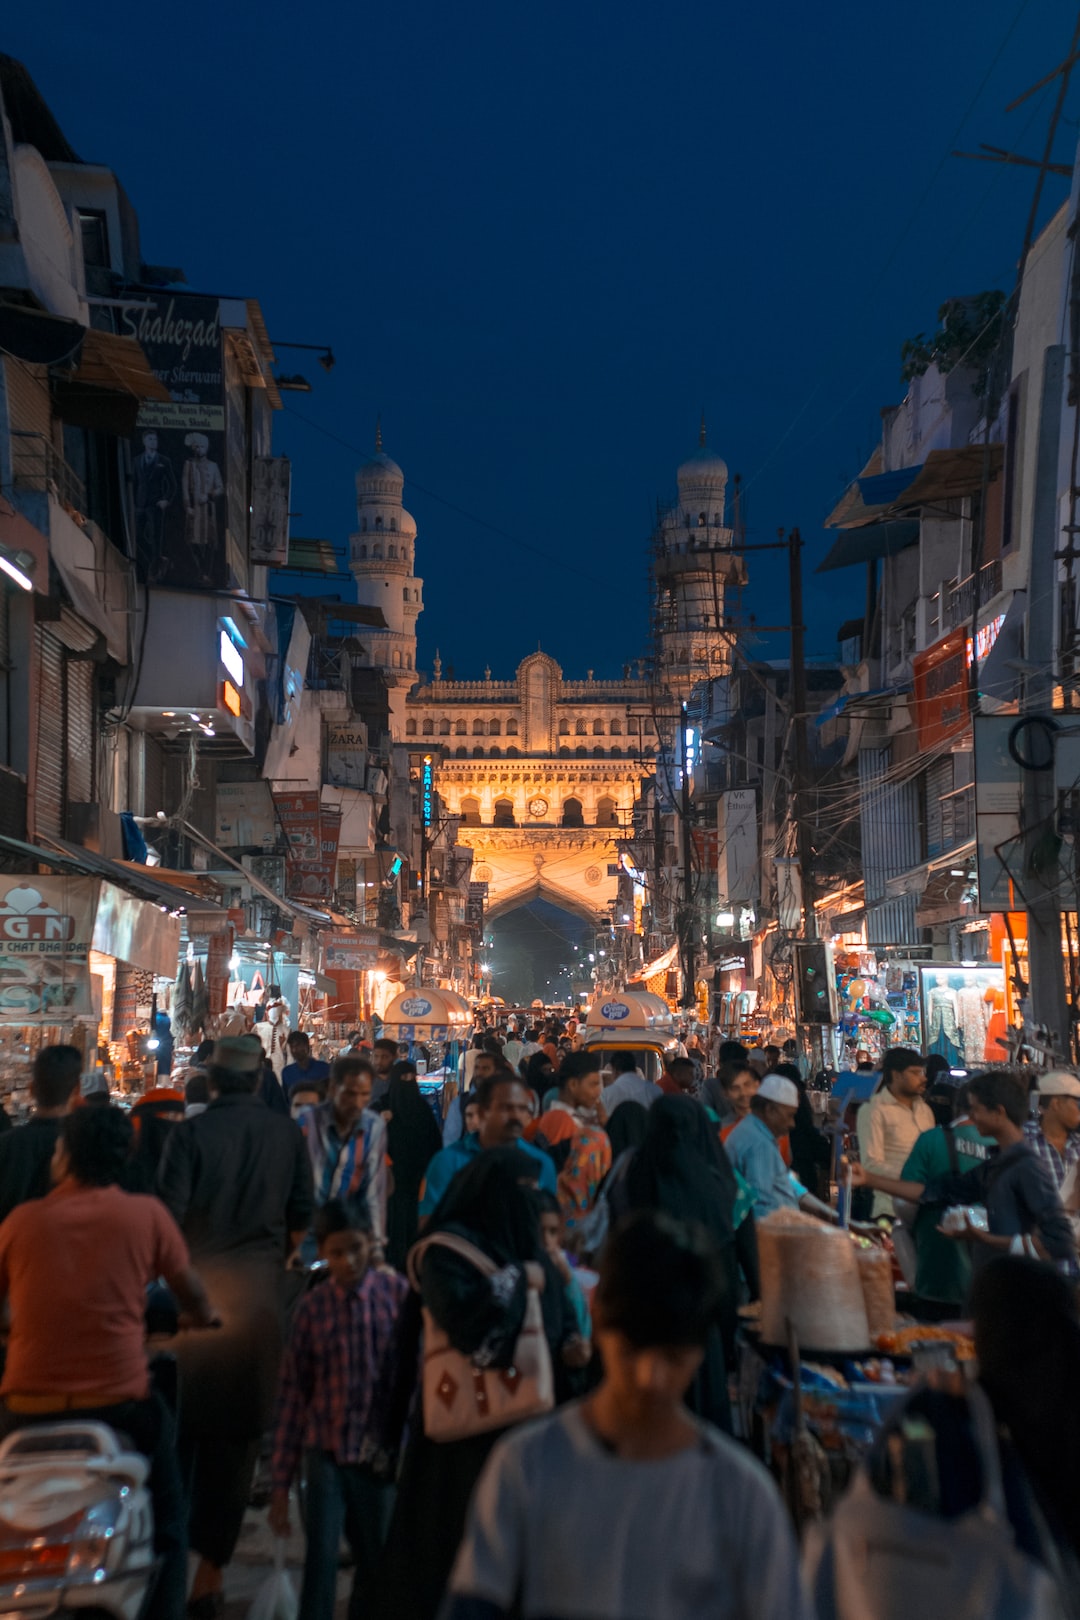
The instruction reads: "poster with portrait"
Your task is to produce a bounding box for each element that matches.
[121,293,228,588]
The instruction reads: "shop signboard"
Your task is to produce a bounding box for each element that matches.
[718,789,757,904]
[273,791,321,859]
[913,629,969,751]
[284,804,342,902]
[205,927,235,1015]
[325,724,368,789]
[216,781,278,852]
[123,293,228,589]
[0,878,98,1020]
[466,881,488,928]
[973,715,1024,911]
[324,930,379,972]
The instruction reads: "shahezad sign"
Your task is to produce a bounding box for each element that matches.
[0,879,97,1019]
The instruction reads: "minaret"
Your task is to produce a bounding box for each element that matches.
[348,424,424,730]
[652,417,746,704]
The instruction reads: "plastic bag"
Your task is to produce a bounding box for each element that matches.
[247,1539,297,1620]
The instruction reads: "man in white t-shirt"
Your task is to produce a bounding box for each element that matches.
[601,1048,662,1113]
[443,1210,807,1620]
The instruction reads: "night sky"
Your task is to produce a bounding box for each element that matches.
[8,3,1074,678]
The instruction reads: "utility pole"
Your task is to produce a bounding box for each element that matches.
[787,527,816,940]
[1023,346,1070,1052]
[678,702,696,1009]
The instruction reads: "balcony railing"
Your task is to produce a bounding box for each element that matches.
[8,431,87,514]
[944,559,1003,629]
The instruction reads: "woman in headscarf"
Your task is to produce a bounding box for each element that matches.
[375,1147,583,1620]
[522,1049,554,1112]
[609,1095,753,1428]
[383,1059,443,1271]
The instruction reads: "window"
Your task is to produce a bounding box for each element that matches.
[472,719,485,735]
[489,746,502,758]
[375,516,383,530]
[712,647,724,663]
[493,797,516,827]
[610,719,622,735]
[576,720,587,736]
[455,746,467,758]
[455,721,466,735]
[558,719,570,735]
[506,746,519,757]
[489,719,501,735]
[388,544,396,558]
[390,518,397,532]
[77,209,109,268]
[596,796,618,827]
[406,653,412,669]
[422,719,434,735]
[406,718,417,736]
[575,746,587,758]
[472,746,485,757]
[558,746,570,758]
[592,746,604,757]
[698,512,707,527]
[403,587,410,601]
[361,518,367,532]
[593,720,604,735]
[506,718,519,735]
[562,797,584,828]
[610,746,622,757]
[460,797,481,826]
[439,718,450,735]
[358,544,367,558]
[373,544,383,559]
[393,650,402,668]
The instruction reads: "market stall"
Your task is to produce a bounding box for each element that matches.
[380,987,470,1117]
[833,948,922,1068]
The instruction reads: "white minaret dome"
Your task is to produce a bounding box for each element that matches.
[677,413,728,500]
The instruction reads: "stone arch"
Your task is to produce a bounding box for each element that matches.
[493,797,515,827]
[596,795,618,827]
[561,796,584,828]
[460,796,481,826]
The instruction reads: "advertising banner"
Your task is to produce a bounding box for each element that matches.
[324,930,380,972]
[913,629,969,751]
[973,715,1024,910]
[718,789,757,904]
[205,927,235,1016]
[250,455,291,568]
[272,791,321,860]
[216,781,278,852]
[325,724,368,790]
[0,878,98,1021]
[123,293,228,589]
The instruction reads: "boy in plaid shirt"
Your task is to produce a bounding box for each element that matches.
[270,1200,408,1620]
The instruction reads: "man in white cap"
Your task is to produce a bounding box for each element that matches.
[724,1073,838,1223]
[1025,1072,1080,1220]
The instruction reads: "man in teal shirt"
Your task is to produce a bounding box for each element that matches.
[419,1074,557,1216]
[899,1090,995,1315]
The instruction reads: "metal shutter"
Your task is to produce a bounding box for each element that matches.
[34,627,65,837]
[923,757,954,861]
[65,657,95,807]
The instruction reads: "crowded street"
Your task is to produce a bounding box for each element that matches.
[4,7,1080,1618]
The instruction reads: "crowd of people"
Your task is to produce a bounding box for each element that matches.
[0,1018,1078,1619]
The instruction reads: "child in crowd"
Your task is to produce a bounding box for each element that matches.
[537,1189,595,1346]
[270,1200,408,1620]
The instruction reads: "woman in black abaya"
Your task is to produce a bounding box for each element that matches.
[383,1059,443,1271]
[375,1147,579,1620]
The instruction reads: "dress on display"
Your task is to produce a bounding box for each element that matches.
[926,985,962,1066]
[983,986,1007,1063]
[956,985,990,1065]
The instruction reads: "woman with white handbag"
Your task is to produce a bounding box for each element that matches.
[375,1147,588,1620]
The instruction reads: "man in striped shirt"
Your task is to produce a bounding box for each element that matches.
[298,1055,388,1261]
[1024,1071,1080,1216]
[270,1200,408,1620]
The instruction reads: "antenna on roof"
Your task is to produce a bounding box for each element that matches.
[699,409,707,448]
[375,415,383,452]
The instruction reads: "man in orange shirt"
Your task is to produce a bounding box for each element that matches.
[0,1107,216,1620]
[528,1052,612,1232]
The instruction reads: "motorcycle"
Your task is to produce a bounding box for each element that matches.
[0,1421,156,1620]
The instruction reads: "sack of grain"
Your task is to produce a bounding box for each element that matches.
[855,1243,895,1338]
[758,1209,870,1352]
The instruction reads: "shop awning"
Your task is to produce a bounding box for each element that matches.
[0,303,84,365]
[900,445,1003,507]
[857,466,925,507]
[817,521,920,572]
[52,329,171,436]
[628,941,678,981]
[0,832,227,920]
[382,987,472,1037]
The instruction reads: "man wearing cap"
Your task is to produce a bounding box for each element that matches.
[157,1036,313,1620]
[1025,1072,1080,1224]
[724,1074,838,1223]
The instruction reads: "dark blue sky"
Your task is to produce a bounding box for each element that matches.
[8,2,1075,677]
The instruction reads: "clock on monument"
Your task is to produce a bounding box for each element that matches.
[528,797,549,818]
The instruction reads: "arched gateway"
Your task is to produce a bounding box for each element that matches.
[405,653,658,923]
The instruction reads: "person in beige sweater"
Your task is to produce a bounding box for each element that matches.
[856,1047,934,1217]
